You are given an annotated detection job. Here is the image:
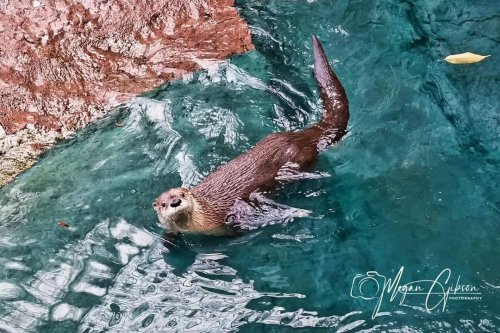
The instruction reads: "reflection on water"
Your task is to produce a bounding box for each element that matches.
[0,0,499,332]
[80,221,356,332]
[0,219,364,332]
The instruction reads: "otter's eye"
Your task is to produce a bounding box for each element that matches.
[161,203,166,208]
[181,193,185,198]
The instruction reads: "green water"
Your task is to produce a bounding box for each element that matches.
[0,0,499,331]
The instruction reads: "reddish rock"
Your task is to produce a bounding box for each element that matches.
[0,0,253,186]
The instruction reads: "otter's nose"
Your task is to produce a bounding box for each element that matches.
[170,198,182,208]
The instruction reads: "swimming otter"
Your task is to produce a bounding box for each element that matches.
[153,35,349,235]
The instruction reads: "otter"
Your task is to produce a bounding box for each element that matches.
[153,35,349,236]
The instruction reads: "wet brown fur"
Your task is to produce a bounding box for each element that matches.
[155,35,349,234]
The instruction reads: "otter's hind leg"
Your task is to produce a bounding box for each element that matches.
[225,192,311,231]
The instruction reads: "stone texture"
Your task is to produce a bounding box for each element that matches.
[0,0,253,186]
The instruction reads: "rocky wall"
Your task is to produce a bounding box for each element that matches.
[0,0,253,186]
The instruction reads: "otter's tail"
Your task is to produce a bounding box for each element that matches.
[312,35,349,146]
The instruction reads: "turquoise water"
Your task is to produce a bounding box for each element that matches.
[1,0,499,331]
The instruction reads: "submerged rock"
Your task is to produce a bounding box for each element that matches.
[0,0,253,186]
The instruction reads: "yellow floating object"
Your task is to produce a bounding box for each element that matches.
[444,52,490,64]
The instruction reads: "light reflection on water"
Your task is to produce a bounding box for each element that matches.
[0,218,364,332]
[80,221,351,332]
[0,0,499,332]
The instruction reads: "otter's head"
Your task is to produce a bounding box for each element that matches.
[153,188,196,231]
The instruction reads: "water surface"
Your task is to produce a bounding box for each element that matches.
[0,0,499,332]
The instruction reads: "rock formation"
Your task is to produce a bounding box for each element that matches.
[0,0,253,186]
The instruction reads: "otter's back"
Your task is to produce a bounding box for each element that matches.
[192,127,321,214]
